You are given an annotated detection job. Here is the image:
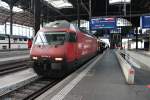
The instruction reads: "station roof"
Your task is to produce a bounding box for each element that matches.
[0,0,150,27]
[0,6,33,27]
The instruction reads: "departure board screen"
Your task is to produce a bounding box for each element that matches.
[90,17,116,30]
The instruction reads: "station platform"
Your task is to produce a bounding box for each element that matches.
[0,50,29,58]
[125,50,150,70]
[0,50,30,65]
[140,51,150,57]
[36,50,150,100]
[0,68,37,96]
[0,55,29,63]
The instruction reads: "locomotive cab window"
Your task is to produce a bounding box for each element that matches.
[68,32,76,42]
[34,32,66,45]
[45,32,66,45]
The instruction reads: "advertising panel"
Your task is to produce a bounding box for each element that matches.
[140,16,150,28]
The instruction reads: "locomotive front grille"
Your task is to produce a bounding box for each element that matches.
[34,57,64,70]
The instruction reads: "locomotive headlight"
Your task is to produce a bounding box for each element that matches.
[32,56,38,60]
[55,58,63,61]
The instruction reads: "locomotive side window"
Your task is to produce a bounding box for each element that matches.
[68,32,76,42]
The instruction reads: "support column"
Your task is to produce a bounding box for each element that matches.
[77,0,80,28]
[10,1,13,35]
[149,33,150,51]
[89,0,92,32]
[9,0,13,50]
[33,0,41,36]
[135,27,138,50]
[5,22,7,35]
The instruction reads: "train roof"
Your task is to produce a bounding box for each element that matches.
[42,20,94,37]
[42,20,80,32]
[44,20,71,29]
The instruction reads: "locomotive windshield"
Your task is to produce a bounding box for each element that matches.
[34,32,66,45]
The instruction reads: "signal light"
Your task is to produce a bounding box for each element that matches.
[32,56,38,60]
[55,58,63,61]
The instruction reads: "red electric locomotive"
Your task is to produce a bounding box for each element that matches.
[30,20,97,77]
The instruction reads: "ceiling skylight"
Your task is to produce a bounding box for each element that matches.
[109,0,131,4]
[13,6,23,12]
[0,0,23,12]
[45,0,73,9]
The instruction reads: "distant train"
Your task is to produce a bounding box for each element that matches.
[97,39,108,53]
[0,34,31,50]
[30,20,98,77]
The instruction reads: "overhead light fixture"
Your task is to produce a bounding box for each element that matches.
[45,0,73,9]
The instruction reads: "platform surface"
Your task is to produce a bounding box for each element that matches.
[137,50,150,57]
[0,50,29,58]
[0,55,30,63]
[36,50,150,100]
[0,68,37,96]
[125,50,150,69]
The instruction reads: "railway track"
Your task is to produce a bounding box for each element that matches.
[0,78,60,100]
[0,59,31,75]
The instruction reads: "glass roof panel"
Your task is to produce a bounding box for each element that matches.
[45,0,73,9]
[0,0,23,12]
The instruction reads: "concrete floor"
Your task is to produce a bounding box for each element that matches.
[37,50,150,100]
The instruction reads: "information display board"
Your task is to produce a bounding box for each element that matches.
[90,17,116,30]
[140,16,150,28]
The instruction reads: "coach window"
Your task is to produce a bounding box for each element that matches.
[69,32,77,42]
[19,38,22,41]
[24,38,27,41]
[14,38,17,41]
[0,36,5,40]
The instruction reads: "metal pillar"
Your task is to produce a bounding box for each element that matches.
[89,0,92,32]
[5,22,7,35]
[10,1,13,35]
[105,0,108,16]
[33,0,41,36]
[135,27,138,50]
[149,33,150,51]
[9,0,13,49]
[128,35,130,49]
[123,0,127,16]
[77,0,80,28]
